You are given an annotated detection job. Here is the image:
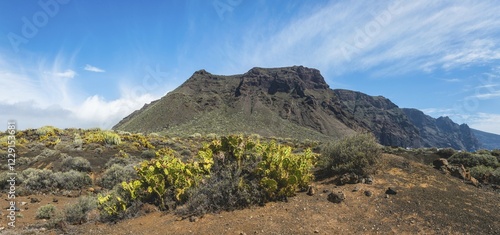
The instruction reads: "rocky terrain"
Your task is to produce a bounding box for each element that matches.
[113,66,495,151]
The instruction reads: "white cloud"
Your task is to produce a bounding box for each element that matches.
[84,64,106,73]
[53,69,77,78]
[468,113,500,135]
[0,54,158,130]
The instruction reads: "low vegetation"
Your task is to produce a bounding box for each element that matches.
[319,133,381,177]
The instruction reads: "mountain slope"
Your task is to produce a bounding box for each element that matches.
[402,108,480,151]
[472,128,500,150]
[114,66,486,150]
[113,66,355,140]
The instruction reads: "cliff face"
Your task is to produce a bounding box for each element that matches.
[402,108,480,151]
[114,66,483,150]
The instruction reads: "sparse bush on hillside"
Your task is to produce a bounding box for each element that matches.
[470,165,495,182]
[97,135,315,220]
[140,149,157,159]
[98,164,137,189]
[436,148,456,159]
[36,204,57,220]
[64,196,97,224]
[60,156,92,172]
[491,168,500,185]
[319,133,381,176]
[22,169,56,191]
[178,154,263,216]
[53,170,92,190]
[448,152,499,168]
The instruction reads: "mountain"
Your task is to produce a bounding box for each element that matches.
[113,66,484,150]
[402,108,480,151]
[471,129,500,150]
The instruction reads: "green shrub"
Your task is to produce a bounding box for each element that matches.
[53,170,92,190]
[84,130,121,145]
[470,165,495,182]
[449,152,499,168]
[61,156,92,172]
[98,164,137,189]
[256,141,314,200]
[319,133,381,176]
[64,196,97,224]
[490,168,500,185]
[36,204,57,219]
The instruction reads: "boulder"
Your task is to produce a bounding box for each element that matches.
[339,173,360,185]
[433,158,449,169]
[327,192,345,203]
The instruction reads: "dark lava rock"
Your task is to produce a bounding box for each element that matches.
[30,197,40,203]
[364,191,373,197]
[385,187,397,195]
[327,192,345,203]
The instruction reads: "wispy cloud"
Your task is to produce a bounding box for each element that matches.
[84,64,106,73]
[224,0,500,77]
[53,69,77,78]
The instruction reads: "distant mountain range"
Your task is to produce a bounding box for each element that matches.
[113,66,500,151]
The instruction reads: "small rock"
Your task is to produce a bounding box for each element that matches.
[307,185,315,196]
[189,216,199,222]
[323,189,330,193]
[30,197,41,203]
[364,190,372,197]
[352,186,360,192]
[364,176,374,185]
[314,229,319,233]
[240,232,247,235]
[53,198,59,203]
[385,194,390,199]
[20,201,28,206]
[327,192,345,203]
[385,187,397,195]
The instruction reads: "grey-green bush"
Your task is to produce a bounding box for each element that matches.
[319,133,381,176]
[61,156,91,172]
[98,164,137,189]
[54,170,92,190]
[36,204,57,219]
[64,196,97,224]
[22,169,56,191]
[470,165,494,182]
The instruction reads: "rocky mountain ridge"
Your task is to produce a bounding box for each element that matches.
[113,66,494,151]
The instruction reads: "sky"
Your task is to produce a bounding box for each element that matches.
[1,0,500,134]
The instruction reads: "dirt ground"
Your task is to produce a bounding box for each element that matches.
[2,154,499,235]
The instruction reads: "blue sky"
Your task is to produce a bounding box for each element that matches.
[1,0,500,134]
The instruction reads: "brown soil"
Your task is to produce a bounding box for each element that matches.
[3,154,499,235]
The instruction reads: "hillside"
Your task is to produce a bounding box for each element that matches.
[402,108,479,150]
[114,66,484,150]
[472,129,500,150]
